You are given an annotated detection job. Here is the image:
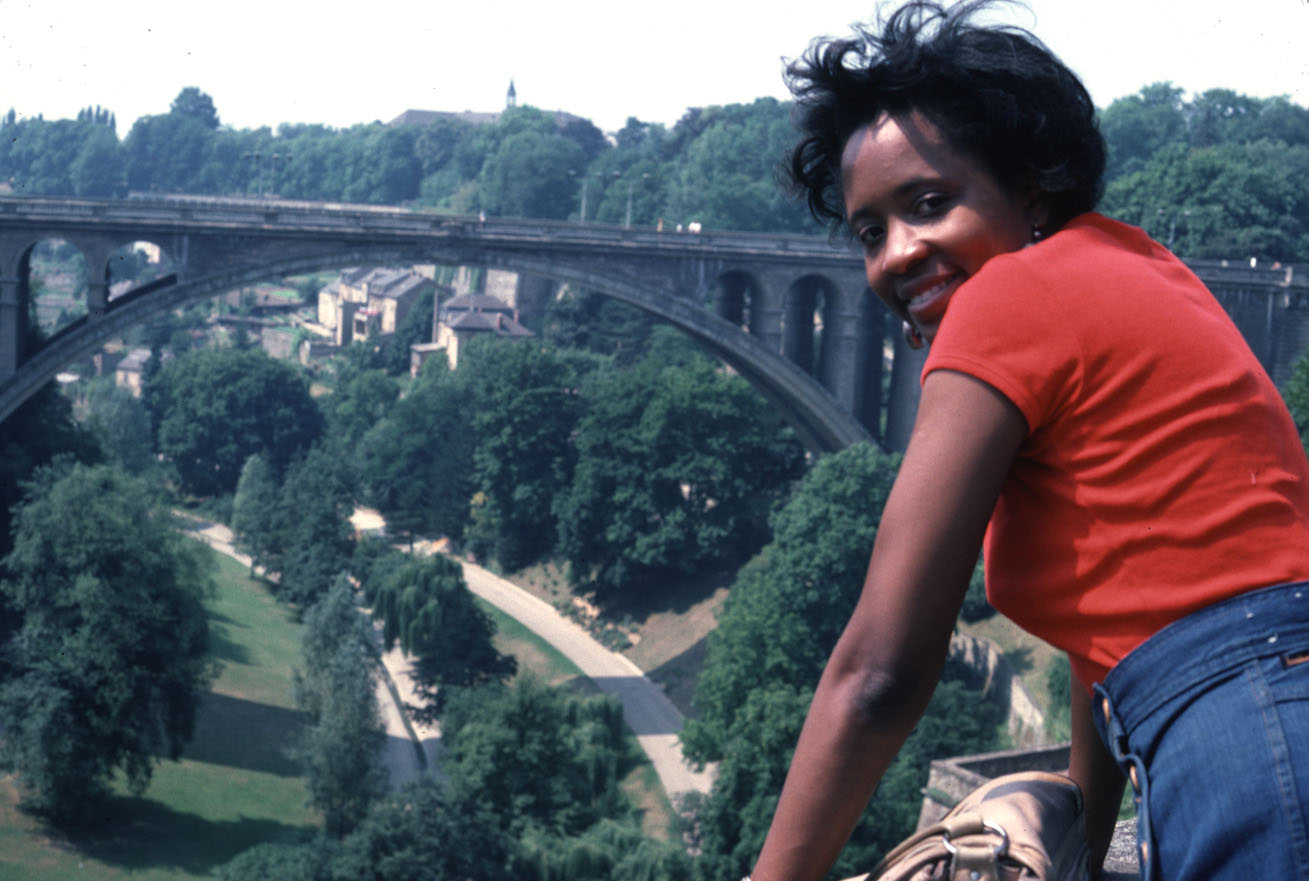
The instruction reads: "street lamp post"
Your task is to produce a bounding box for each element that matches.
[572,170,621,223]
[243,150,263,197]
[1156,208,1192,252]
[244,150,291,198]
[624,173,651,228]
[268,152,290,199]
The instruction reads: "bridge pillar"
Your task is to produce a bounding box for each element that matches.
[884,332,926,452]
[0,272,23,379]
[781,276,822,374]
[849,300,888,441]
[714,272,750,328]
[75,236,118,318]
[87,280,109,317]
[819,301,860,413]
[752,270,791,354]
[0,244,32,381]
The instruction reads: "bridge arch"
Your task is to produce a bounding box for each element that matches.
[0,197,940,449]
[447,250,871,452]
[0,237,872,452]
[708,269,766,336]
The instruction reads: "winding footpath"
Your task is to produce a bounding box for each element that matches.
[180,516,714,808]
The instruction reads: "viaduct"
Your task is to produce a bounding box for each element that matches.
[2,194,1307,453]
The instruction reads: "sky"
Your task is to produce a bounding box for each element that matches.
[2,0,1306,137]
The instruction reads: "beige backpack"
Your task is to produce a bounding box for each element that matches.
[845,772,1090,881]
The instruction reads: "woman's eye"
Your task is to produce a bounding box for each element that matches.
[857,225,884,250]
[913,193,949,216]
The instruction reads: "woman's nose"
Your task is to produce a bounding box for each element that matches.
[881,222,928,277]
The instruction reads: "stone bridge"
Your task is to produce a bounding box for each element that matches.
[1,194,1306,452]
[0,194,902,453]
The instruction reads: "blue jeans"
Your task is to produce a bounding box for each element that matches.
[1092,580,1309,880]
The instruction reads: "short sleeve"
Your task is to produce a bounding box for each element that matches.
[923,254,1083,436]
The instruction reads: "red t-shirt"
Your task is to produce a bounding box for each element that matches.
[924,213,1309,688]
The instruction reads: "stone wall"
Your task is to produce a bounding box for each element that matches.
[947,630,1048,748]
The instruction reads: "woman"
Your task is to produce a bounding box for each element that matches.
[747,3,1309,880]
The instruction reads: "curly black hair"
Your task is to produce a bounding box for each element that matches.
[785,0,1105,235]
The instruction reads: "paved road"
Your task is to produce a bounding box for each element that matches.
[454,557,715,803]
[180,515,713,805]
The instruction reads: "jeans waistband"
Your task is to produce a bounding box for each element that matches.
[1101,579,1309,732]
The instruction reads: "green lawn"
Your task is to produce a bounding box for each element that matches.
[0,550,318,881]
[480,597,592,689]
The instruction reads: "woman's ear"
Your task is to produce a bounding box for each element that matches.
[1026,189,1053,236]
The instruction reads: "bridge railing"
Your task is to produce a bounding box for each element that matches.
[0,194,862,262]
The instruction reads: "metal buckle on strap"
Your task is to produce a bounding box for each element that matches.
[943,820,1011,880]
[942,819,1010,861]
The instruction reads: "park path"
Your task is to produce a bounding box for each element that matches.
[451,554,715,803]
[179,515,713,805]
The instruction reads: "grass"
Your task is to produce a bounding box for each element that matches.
[0,549,317,881]
[479,597,592,690]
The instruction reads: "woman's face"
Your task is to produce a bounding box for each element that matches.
[841,112,1043,343]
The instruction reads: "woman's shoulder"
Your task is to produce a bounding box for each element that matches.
[1008,213,1166,277]
[967,212,1188,314]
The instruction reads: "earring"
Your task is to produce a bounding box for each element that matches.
[902,321,925,350]
[1030,223,1043,243]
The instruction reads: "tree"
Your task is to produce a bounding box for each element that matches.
[479,129,585,219]
[273,445,355,609]
[358,358,476,542]
[440,678,627,836]
[662,98,811,233]
[146,347,323,497]
[1098,82,1186,179]
[459,338,600,571]
[231,453,281,574]
[123,112,217,192]
[217,839,331,881]
[542,291,659,365]
[1186,87,1265,148]
[84,379,153,474]
[350,286,437,379]
[1101,139,1309,262]
[557,338,805,597]
[328,776,513,881]
[368,553,516,720]
[320,363,400,494]
[515,818,694,881]
[0,462,214,826]
[292,575,387,838]
[0,382,101,561]
[69,122,127,196]
[170,87,220,130]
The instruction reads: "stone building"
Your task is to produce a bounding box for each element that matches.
[414,292,533,373]
[317,267,435,347]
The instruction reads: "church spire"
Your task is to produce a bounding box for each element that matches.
[506,78,517,109]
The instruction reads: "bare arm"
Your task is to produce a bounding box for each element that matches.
[749,370,1027,881]
[1068,683,1127,876]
